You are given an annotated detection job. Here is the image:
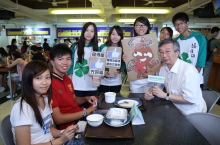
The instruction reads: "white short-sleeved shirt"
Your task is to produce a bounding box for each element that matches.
[159,59,207,115]
[10,96,53,144]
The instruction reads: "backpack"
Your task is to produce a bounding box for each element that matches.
[21,45,27,53]
[206,37,215,61]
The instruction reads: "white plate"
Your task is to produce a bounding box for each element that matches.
[104,116,131,127]
[116,99,140,108]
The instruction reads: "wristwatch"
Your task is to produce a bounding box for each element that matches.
[82,108,87,117]
[165,93,170,100]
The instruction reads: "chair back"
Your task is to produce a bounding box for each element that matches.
[202,91,220,113]
[0,115,15,145]
[186,113,220,145]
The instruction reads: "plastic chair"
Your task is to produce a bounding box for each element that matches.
[0,115,15,145]
[186,113,220,145]
[202,90,220,113]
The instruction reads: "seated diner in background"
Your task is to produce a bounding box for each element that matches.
[144,38,207,115]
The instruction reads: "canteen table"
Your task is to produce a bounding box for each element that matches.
[83,93,210,145]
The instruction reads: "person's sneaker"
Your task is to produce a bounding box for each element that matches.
[0,87,5,93]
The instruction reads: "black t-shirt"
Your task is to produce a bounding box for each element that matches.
[11,45,18,51]
[32,52,46,62]
[43,42,50,49]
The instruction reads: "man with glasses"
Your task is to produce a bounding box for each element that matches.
[144,38,207,115]
[172,12,206,85]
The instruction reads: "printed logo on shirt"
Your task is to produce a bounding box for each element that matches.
[67,84,73,92]
[42,114,52,134]
[180,52,192,64]
[191,43,196,48]
[58,89,63,94]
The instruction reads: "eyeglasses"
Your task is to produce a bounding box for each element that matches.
[159,50,173,55]
[174,22,186,28]
[135,24,147,28]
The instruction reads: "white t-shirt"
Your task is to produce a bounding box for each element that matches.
[175,31,207,84]
[100,46,122,86]
[10,96,53,144]
[72,44,97,91]
[159,59,207,115]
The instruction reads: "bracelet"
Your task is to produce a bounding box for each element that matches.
[50,141,53,145]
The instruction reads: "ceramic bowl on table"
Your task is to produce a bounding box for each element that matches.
[86,114,104,127]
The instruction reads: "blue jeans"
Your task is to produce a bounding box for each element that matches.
[203,61,213,90]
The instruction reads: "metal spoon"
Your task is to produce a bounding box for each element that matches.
[118,101,129,104]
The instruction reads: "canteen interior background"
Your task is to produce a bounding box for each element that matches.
[1,0,220,144]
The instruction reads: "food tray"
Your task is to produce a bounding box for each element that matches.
[84,110,134,139]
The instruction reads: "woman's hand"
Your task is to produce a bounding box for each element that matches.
[60,125,78,143]
[104,71,111,78]
[113,69,121,78]
[86,96,98,105]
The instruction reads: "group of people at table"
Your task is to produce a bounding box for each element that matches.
[0,11,216,144]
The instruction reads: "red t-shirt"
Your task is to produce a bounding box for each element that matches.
[51,73,83,130]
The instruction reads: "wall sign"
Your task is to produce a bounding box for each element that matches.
[6,28,50,36]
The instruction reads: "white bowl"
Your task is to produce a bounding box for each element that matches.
[86,114,104,127]
[105,92,116,103]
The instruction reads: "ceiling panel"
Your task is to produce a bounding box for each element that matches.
[11,0,188,9]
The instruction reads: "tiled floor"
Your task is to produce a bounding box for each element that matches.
[0,83,220,145]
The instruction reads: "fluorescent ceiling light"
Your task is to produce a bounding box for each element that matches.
[194,22,220,25]
[66,18,106,22]
[49,8,104,14]
[116,7,172,14]
[116,18,157,23]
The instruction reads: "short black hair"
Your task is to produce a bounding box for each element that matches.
[50,44,72,60]
[11,51,22,60]
[44,38,47,42]
[211,27,220,34]
[172,12,189,24]
[38,47,44,51]
[31,45,38,52]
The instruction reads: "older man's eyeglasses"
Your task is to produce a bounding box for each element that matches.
[159,50,172,55]
[135,24,147,28]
